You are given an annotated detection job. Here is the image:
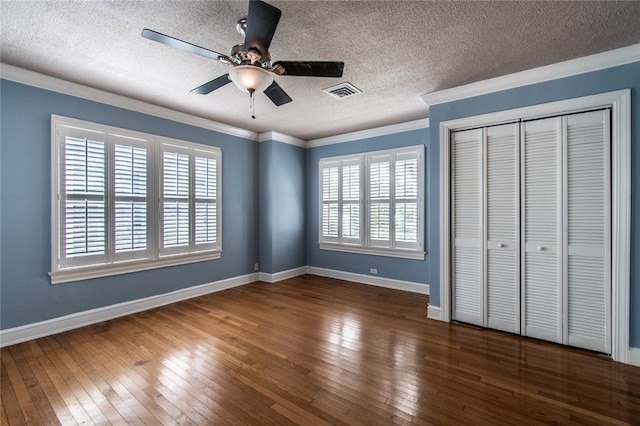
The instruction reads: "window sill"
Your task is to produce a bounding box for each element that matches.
[319,243,425,260]
[50,250,222,284]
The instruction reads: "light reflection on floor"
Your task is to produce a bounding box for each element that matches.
[318,312,422,417]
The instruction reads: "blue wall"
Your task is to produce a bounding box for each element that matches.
[427,61,640,347]
[306,129,430,285]
[2,59,638,349]
[0,80,260,329]
[259,140,306,274]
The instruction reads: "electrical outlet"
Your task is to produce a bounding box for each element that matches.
[254,263,259,272]
[370,268,377,275]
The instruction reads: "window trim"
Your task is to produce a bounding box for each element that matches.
[50,115,222,284]
[318,145,425,260]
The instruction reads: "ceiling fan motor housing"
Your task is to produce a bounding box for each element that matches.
[230,43,271,66]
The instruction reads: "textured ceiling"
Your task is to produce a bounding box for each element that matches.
[2,1,640,140]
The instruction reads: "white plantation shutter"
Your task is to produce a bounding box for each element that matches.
[564,110,610,353]
[62,131,107,267]
[319,157,363,245]
[162,149,190,249]
[341,159,362,243]
[320,160,340,242]
[113,135,150,260]
[451,129,483,326]
[194,154,218,246]
[369,155,391,247]
[318,146,423,258]
[394,151,420,250]
[160,144,221,255]
[52,116,222,282]
[522,117,563,343]
[485,124,520,333]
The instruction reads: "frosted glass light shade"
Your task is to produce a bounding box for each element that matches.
[228,65,273,94]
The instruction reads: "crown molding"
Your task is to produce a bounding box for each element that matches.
[421,43,640,107]
[0,63,259,141]
[307,118,429,148]
[257,131,307,148]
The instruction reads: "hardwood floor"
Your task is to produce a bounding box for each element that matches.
[2,275,639,425]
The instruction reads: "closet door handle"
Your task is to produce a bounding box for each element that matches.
[498,243,505,248]
[537,246,545,251]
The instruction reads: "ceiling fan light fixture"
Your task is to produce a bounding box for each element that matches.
[229,65,273,94]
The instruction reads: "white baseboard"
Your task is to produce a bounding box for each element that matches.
[306,266,428,295]
[629,347,640,367]
[258,266,307,283]
[0,272,259,348]
[427,305,442,321]
[0,268,425,347]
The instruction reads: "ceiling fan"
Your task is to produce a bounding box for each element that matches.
[142,0,345,112]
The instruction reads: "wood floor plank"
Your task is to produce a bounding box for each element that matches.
[22,339,91,425]
[92,322,228,425]
[0,360,26,426]
[116,311,281,426]
[2,275,640,425]
[1,347,40,425]
[37,337,114,424]
[10,341,70,426]
[80,321,210,425]
[22,342,78,425]
[62,328,174,425]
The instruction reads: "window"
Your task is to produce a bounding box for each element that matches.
[159,144,219,255]
[51,116,221,283]
[319,146,424,259]
[320,157,363,245]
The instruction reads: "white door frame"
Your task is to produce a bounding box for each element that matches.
[437,89,631,364]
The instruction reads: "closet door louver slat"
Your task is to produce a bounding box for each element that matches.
[451,129,483,326]
[522,117,563,344]
[486,124,520,333]
[565,110,610,353]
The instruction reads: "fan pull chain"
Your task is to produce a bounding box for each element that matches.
[251,92,256,120]
[247,89,256,119]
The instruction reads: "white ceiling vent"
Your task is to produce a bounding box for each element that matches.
[323,82,362,99]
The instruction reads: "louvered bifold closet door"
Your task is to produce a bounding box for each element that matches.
[564,110,611,353]
[522,117,563,344]
[486,124,520,333]
[451,129,483,326]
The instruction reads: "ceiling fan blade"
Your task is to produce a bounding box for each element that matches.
[244,0,281,57]
[190,74,232,95]
[264,81,292,106]
[142,29,229,63]
[273,61,345,78]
